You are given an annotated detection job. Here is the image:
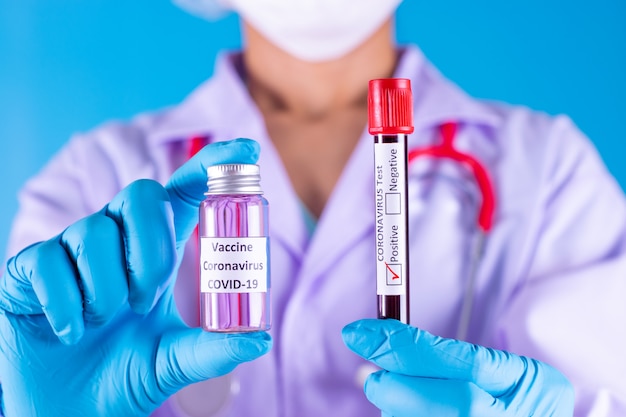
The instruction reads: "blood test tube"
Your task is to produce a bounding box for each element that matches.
[368,78,414,324]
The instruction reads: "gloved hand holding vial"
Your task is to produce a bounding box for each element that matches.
[0,139,272,417]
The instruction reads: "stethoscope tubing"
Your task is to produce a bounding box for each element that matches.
[407,122,495,340]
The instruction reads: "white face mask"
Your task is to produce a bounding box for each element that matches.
[173,0,403,62]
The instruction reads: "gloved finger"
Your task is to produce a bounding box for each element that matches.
[155,328,272,397]
[364,370,505,417]
[165,138,260,248]
[105,179,177,315]
[60,213,129,326]
[342,319,524,398]
[0,238,85,345]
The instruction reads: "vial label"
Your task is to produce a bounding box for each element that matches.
[200,237,269,293]
[374,142,408,296]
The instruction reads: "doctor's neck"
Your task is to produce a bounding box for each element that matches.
[242,20,397,119]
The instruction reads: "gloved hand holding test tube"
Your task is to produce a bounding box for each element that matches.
[341,78,575,417]
[342,319,574,417]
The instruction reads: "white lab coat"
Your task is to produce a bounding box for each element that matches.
[7,46,626,416]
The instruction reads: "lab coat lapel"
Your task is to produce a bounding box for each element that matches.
[299,129,374,282]
[210,55,310,260]
[257,137,308,261]
[220,103,308,261]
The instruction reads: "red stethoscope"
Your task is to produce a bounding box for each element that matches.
[409,122,495,233]
[187,121,495,340]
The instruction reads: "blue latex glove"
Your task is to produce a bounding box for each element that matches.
[0,138,272,417]
[342,319,574,417]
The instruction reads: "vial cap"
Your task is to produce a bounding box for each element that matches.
[206,164,263,195]
[368,78,414,135]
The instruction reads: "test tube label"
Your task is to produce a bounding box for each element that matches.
[374,141,408,296]
[200,237,269,293]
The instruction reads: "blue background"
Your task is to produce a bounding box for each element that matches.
[1,0,625,258]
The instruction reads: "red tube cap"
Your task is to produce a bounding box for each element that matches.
[368,78,414,135]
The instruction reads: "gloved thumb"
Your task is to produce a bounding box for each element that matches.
[165,138,260,250]
[155,328,272,397]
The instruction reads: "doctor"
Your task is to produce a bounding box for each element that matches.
[2,0,626,416]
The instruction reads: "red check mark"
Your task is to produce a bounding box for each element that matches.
[385,263,400,280]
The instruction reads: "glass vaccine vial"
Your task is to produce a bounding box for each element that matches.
[368,78,414,324]
[199,164,271,332]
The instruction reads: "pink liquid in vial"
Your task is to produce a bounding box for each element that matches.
[199,194,271,332]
